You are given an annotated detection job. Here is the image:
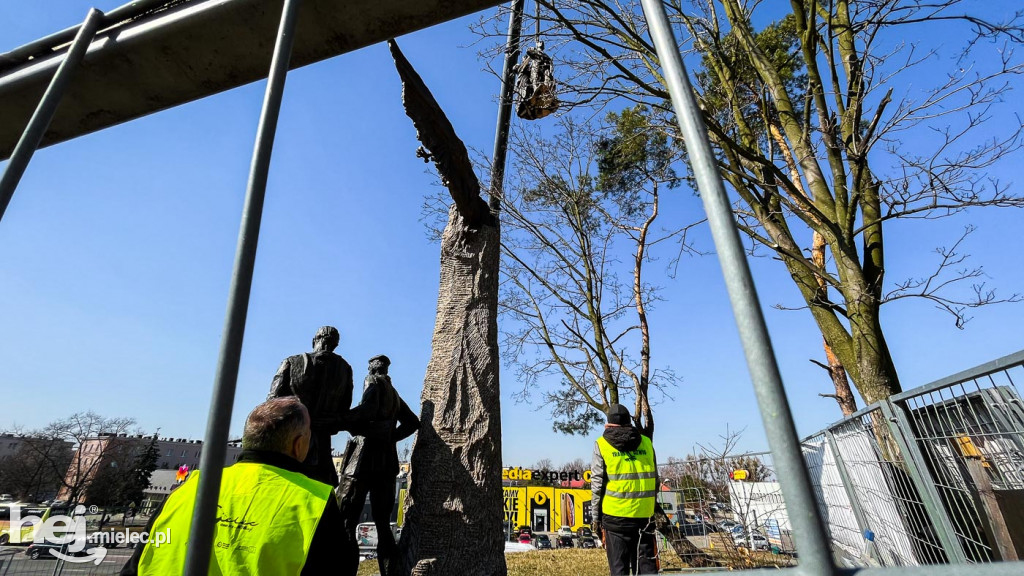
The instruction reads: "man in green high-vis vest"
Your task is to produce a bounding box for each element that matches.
[121,397,344,575]
[591,404,660,575]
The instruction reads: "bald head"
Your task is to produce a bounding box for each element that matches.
[242,397,311,461]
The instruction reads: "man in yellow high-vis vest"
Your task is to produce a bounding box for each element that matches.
[121,397,344,575]
[591,404,659,575]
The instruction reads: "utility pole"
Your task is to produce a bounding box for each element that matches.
[487,0,524,212]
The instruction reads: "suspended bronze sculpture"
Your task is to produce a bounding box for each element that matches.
[513,1,558,120]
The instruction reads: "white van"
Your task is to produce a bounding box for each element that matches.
[356,522,400,557]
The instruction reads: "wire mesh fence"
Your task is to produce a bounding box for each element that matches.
[894,360,1024,563]
[654,351,1024,572]
[658,451,798,569]
[798,351,1024,570]
[0,505,144,576]
[816,409,949,566]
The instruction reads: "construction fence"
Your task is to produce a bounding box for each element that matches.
[804,350,1024,568]
[661,350,1024,571]
[0,505,142,576]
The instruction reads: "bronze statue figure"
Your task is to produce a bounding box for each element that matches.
[268,325,354,486]
[513,41,558,120]
[337,354,420,576]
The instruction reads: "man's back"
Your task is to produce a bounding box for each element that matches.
[138,458,332,575]
[123,398,345,576]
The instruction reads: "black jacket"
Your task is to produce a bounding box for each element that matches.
[121,450,343,575]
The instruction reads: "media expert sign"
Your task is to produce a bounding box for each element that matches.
[502,487,593,531]
[502,467,592,483]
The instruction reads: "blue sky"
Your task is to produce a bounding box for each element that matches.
[1,0,1022,468]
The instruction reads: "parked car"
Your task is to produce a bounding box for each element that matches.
[733,531,770,551]
[678,522,715,536]
[516,525,533,538]
[555,534,574,549]
[580,536,597,549]
[24,543,101,560]
[576,526,593,539]
[533,534,552,549]
[518,532,533,545]
[717,520,738,532]
[557,525,573,537]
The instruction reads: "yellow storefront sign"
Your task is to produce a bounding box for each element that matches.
[501,486,594,531]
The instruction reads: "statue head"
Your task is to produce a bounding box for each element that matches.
[369,354,391,375]
[312,326,340,352]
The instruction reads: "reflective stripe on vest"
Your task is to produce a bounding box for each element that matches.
[597,435,656,518]
[138,462,332,575]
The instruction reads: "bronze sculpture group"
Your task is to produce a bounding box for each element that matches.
[270,326,419,576]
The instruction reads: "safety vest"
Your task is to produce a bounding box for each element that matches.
[138,461,333,575]
[597,435,657,518]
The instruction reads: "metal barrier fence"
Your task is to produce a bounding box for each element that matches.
[0,505,142,576]
[659,451,799,569]
[659,354,1024,572]
[800,350,1024,570]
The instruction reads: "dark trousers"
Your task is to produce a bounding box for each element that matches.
[338,473,397,576]
[603,524,659,575]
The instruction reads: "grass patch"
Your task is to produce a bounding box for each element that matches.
[355,549,651,576]
[355,544,793,574]
[507,549,610,576]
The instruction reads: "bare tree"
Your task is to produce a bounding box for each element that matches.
[500,109,701,437]
[559,457,587,473]
[534,458,554,471]
[88,435,160,509]
[0,437,72,502]
[4,412,137,504]
[475,0,1024,408]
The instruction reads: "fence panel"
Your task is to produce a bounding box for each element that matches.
[894,361,1024,562]
[802,433,869,566]
[825,408,949,566]
[0,505,140,576]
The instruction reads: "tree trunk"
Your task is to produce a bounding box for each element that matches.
[810,231,857,416]
[389,40,506,576]
[847,300,900,405]
[822,339,857,416]
[399,208,505,576]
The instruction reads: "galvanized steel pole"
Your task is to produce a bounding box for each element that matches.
[0,0,178,69]
[636,1,836,574]
[182,0,304,572]
[0,8,103,225]
[488,0,524,212]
